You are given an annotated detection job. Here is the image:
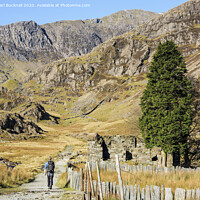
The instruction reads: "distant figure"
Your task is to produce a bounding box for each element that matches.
[44,156,55,189]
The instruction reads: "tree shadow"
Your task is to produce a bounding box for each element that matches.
[187,78,200,167]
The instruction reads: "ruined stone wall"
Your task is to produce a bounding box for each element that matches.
[87,141,102,162]
[87,134,173,166]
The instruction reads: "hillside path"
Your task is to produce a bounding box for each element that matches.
[0,146,83,200]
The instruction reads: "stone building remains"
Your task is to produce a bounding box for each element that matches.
[87,134,173,167]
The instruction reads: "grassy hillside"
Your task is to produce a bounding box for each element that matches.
[0,54,43,84]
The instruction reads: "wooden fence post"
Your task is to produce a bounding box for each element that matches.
[87,166,90,195]
[82,193,86,200]
[80,168,83,191]
[96,161,104,200]
[175,188,186,200]
[84,164,87,193]
[88,192,91,200]
[115,155,124,200]
[87,162,95,196]
[70,169,73,188]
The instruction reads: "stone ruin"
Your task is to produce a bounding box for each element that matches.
[87,134,173,167]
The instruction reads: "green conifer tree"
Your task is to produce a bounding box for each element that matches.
[139,41,193,166]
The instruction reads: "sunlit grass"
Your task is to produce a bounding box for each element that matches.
[56,172,68,188]
[1,79,20,90]
[0,164,33,188]
[74,163,200,193]
[97,170,200,193]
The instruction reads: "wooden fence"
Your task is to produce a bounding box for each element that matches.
[88,161,200,174]
[66,160,200,200]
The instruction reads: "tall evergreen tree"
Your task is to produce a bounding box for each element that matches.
[139,41,193,165]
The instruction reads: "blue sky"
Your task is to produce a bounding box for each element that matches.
[0,0,188,25]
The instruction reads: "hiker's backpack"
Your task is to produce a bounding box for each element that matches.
[47,161,54,172]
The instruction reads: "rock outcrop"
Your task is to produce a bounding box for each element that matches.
[0,112,43,138]
[0,21,59,62]
[0,87,25,111]
[134,0,200,39]
[21,102,59,124]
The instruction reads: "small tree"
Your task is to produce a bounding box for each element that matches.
[139,41,193,166]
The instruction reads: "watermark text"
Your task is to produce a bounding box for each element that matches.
[0,3,91,8]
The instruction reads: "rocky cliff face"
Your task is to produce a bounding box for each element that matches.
[31,0,200,91]
[0,9,157,61]
[42,10,157,58]
[0,21,60,62]
[134,0,200,39]
[0,10,158,84]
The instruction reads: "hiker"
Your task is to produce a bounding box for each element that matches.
[44,156,55,189]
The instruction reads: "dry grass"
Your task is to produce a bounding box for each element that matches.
[80,119,139,136]
[1,79,20,90]
[0,123,87,188]
[105,196,120,200]
[0,164,33,188]
[56,172,68,188]
[90,170,200,193]
[73,162,200,193]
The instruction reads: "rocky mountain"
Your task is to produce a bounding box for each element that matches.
[0,21,58,62]
[31,0,200,92]
[42,9,157,57]
[22,0,200,135]
[0,0,199,142]
[0,9,158,84]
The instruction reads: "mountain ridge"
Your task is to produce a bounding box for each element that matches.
[0,0,199,147]
[0,9,158,84]
[25,0,200,119]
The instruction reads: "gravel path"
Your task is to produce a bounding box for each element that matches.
[0,147,83,200]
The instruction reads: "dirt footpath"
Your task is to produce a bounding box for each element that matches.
[0,146,83,200]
